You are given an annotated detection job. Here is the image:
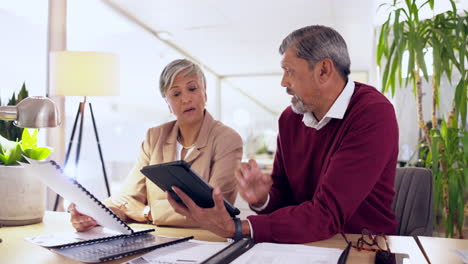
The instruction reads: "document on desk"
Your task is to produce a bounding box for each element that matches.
[232,243,342,264]
[25,226,147,247]
[126,240,342,264]
[454,249,468,263]
[125,240,230,264]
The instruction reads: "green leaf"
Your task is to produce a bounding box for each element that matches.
[463,131,468,160]
[0,127,51,166]
[431,129,440,175]
[454,79,467,128]
[3,142,23,165]
[415,39,429,81]
[17,82,28,102]
[20,129,38,150]
[464,167,468,192]
[23,147,52,161]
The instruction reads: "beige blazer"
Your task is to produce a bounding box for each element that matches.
[105,111,243,227]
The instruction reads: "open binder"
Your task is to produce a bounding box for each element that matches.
[22,159,193,263]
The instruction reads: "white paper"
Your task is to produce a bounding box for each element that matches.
[125,240,342,264]
[21,159,131,234]
[454,249,468,263]
[124,240,230,264]
[232,243,342,264]
[25,226,123,247]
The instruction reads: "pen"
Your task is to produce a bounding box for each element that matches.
[337,241,351,264]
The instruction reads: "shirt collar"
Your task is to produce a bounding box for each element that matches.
[302,78,355,129]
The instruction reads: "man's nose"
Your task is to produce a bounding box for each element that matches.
[281,74,289,88]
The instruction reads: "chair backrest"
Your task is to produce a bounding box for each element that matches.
[392,167,433,236]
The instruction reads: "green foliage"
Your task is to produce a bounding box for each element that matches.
[377,0,468,238]
[0,129,52,166]
[377,0,467,126]
[255,143,269,155]
[0,82,29,141]
[425,124,467,237]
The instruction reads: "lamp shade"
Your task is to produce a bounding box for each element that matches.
[49,51,119,96]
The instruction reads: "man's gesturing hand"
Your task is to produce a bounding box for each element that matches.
[235,159,272,208]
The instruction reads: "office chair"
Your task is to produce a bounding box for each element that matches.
[392,167,434,236]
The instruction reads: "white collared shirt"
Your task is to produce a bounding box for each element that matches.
[302,79,355,130]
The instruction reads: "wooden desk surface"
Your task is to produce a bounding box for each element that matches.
[0,211,426,264]
[418,236,468,264]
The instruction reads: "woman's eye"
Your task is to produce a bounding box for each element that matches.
[173,92,180,97]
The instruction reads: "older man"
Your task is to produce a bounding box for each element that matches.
[168,25,398,243]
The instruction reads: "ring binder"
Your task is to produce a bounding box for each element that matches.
[23,158,196,263]
[21,158,134,234]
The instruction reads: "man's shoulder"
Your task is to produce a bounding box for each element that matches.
[347,82,394,114]
[352,82,391,105]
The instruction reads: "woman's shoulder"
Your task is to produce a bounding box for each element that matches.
[209,119,243,146]
[144,120,177,143]
[147,120,176,133]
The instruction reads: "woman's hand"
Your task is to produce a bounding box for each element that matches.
[69,203,97,232]
[235,159,272,207]
[113,195,146,222]
[167,187,236,238]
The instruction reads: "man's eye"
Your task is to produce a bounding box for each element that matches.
[189,87,197,91]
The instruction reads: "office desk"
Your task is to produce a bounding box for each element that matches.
[418,236,468,264]
[1,211,426,263]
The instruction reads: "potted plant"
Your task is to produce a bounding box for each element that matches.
[377,0,467,237]
[0,84,53,226]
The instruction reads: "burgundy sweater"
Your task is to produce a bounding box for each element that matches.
[247,82,398,243]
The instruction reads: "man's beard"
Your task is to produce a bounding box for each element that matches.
[291,95,307,114]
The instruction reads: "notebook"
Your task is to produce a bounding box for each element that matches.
[22,158,193,263]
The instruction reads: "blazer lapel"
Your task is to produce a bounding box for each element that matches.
[184,148,201,163]
[163,121,179,163]
[184,111,214,164]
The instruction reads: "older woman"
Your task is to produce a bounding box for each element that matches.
[70,59,243,231]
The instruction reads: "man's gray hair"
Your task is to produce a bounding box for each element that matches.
[159,59,206,97]
[279,25,351,81]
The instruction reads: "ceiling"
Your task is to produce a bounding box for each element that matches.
[104,0,379,77]
[100,0,465,119]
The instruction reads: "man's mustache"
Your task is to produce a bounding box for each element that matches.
[286,88,294,95]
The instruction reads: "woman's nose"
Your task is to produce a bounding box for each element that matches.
[181,93,191,103]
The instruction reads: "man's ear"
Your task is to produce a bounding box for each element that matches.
[318,58,334,83]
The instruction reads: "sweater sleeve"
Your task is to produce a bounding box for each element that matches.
[247,102,399,243]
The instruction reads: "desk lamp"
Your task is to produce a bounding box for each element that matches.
[0,96,60,128]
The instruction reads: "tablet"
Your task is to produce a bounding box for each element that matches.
[140,160,240,217]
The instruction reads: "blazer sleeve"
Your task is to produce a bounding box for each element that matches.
[104,129,154,222]
[208,127,243,204]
